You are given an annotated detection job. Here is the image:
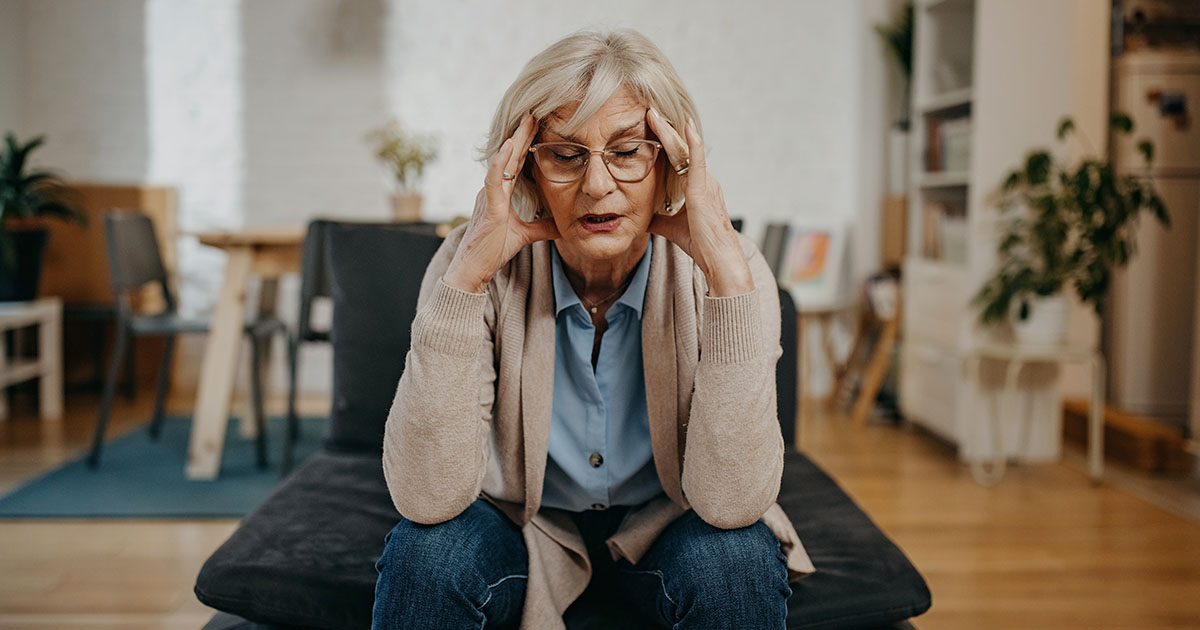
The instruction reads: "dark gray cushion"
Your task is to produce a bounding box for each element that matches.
[323,223,442,454]
[781,455,931,628]
[195,451,928,629]
[195,453,395,629]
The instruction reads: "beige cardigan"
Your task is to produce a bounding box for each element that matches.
[383,225,814,629]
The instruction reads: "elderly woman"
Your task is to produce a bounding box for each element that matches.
[372,30,812,630]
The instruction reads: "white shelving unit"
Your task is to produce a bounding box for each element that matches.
[900,0,1111,460]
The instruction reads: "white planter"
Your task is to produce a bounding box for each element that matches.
[1012,295,1070,346]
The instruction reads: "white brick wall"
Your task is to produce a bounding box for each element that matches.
[22,0,149,181]
[4,0,902,399]
[384,0,876,242]
[0,1,24,136]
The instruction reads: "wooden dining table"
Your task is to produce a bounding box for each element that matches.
[186,228,304,480]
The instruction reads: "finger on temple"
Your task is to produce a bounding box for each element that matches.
[647,107,688,166]
[684,119,705,172]
[486,138,514,204]
[504,114,536,179]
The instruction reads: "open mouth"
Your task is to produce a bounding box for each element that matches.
[579,214,623,233]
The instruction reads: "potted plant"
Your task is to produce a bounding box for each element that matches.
[365,119,437,221]
[972,113,1170,345]
[0,133,86,301]
[875,2,913,198]
[875,2,913,131]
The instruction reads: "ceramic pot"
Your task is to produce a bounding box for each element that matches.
[1012,294,1069,346]
[0,227,49,302]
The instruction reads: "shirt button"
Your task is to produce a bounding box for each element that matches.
[589,452,604,468]
[591,503,607,510]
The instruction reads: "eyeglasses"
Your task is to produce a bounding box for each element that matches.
[528,140,663,184]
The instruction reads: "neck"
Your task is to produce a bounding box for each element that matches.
[556,234,650,305]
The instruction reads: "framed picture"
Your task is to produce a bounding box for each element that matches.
[777,221,850,312]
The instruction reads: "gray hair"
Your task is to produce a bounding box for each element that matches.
[483,29,700,219]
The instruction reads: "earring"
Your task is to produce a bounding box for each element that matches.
[663,195,671,213]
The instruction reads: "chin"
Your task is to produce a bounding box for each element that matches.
[563,224,645,259]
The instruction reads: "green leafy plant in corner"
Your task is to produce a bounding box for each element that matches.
[972,113,1170,326]
[875,2,913,129]
[365,119,438,193]
[0,133,87,269]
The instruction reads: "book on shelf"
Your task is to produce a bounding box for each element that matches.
[920,200,969,263]
[921,202,944,259]
[940,117,972,172]
[925,117,942,172]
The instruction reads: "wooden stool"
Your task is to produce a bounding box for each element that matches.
[0,297,63,422]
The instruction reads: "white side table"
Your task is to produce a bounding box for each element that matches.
[0,297,63,422]
[963,341,1105,486]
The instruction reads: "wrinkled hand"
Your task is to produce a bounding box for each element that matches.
[645,108,752,296]
[443,114,560,293]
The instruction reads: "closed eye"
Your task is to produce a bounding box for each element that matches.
[552,150,586,162]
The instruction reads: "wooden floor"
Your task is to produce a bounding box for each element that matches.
[1,388,1198,629]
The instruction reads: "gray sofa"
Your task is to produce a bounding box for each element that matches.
[195,221,931,629]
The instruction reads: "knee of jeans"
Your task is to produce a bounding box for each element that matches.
[374,507,494,588]
[671,519,788,592]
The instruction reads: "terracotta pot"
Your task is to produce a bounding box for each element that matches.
[390,193,423,222]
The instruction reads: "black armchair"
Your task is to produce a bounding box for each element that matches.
[195,223,930,629]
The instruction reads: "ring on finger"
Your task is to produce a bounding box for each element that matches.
[673,158,690,176]
[501,171,516,180]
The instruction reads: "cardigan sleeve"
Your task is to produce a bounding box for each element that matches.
[381,225,498,524]
[680,236,786,529]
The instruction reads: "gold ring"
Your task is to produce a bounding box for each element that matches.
[673,158,690,176]
[501,171,516,180]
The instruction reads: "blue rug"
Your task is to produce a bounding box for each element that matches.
[0,415,325,518]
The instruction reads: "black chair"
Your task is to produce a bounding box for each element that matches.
[281,220,334,476]
[88,211,288,470]
[196,224,930,629]
[280,219,441,475]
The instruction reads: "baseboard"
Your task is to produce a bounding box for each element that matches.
[1062,398,1193,473]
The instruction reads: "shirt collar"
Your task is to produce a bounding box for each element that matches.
[550,239,653,320]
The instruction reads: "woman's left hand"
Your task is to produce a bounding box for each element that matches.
[646,107,754,296]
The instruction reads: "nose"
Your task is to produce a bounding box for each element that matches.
[580,152,617,200]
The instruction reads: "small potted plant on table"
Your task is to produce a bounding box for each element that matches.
[366,119,438,222]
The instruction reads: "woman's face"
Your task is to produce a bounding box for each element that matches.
[531,85,664,262]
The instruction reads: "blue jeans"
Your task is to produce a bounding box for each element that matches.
[372,498,791,629]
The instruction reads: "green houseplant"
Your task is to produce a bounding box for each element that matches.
[0,133,86,301]
[365,119,438,221]
[972,113,1170,343]
[875,2,913,130]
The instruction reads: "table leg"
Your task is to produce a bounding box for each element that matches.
[817,313,840,410]
[38,302,63,422]
[187,246,253,480]
[795,313,807,453]
[1089,353,1106,483]
[971,356,1022,486]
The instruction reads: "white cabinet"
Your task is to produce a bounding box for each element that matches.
[900,0,1111,459]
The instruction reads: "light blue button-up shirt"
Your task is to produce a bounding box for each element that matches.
[541,240,663,512]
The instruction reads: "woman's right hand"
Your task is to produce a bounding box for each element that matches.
[442,114,560,293]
